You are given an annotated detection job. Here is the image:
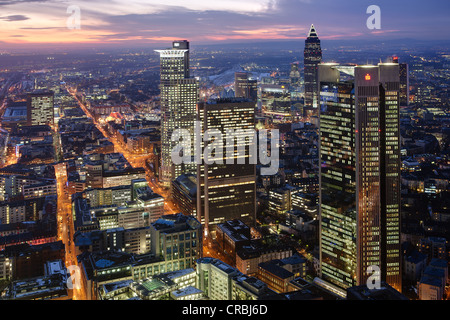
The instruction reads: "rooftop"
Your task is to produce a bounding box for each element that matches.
[346,282,409,300]
[152,213,201,233]
[197,257,238,275]
[258,261,294,280]
[171,286,203,298]
[89,251,134,270]
[405,250,428,264]
[429,258,448,269]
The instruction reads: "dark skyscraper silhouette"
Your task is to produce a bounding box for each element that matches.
[304,24,322,110]
[234,72,258,102]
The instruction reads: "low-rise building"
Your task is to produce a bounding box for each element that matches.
[236,240,294,276]
[419,237,447,262]
[418,259,448,300]
[196,257,240,300]
[231,274,276,300]
[403,250,428,282]
[0,259,70,300]
[268,185,297,214]
[172,174,197,217]
[98,267,198,301]
[216,219,251,264]
[257,260,295,293]
[131,268,197,300]
[74,227,150,255]
[79,251,165,300]
[150,213,202,272]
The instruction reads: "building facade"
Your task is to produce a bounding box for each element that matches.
[150,213,202,272]
[318,62,402,292]
[155,40,198,187]
[235,72,258,101]
[304,24,322,109]
[27,91,55,127]
[196,99,257,237]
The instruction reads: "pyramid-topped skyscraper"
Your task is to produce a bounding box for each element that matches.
[304,24,322,110]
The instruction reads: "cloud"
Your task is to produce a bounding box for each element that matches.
[20,26,65,30]
[0,14,30,21]
[86,8,269,42]
[0,0,449,47]
[0,0,51,5]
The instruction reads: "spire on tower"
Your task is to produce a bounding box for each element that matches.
[308,24,318,38]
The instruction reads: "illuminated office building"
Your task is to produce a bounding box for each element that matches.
[391,56,409,106]
[318,62,401,293]
[26,91,54,126]
[234,72,258,101]
[398,63,409,106]
[155,40,199,187]
[260,84,291,121]
[196,99,256,238]
[289,62,301,88]
[304,24,322,109]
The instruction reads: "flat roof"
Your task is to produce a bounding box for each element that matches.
[258,261,294,279]
[171,286,203,298]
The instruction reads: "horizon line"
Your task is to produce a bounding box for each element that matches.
[1,37,449,53]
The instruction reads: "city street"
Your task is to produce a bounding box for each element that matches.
[67,87,181,217]
[55,157,86,299]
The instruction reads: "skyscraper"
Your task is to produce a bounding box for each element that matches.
[318,62,401,293]
[392,56,409,106]
[399,63,409,106]
[155,40,199,187]
[234,72,258,102]
[196,98,256,238]
[289,62,301,88]
[26,91,54,127]
[304,24,322,109]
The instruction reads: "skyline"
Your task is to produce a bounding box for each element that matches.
[0,0,449,51]
[0,0,449,304]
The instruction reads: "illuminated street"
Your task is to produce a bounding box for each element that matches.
[67,86,179,216]
[55,157,86,299]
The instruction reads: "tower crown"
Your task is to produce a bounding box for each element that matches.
[307,24,318,38]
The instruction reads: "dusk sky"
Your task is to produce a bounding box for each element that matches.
[0,0,449,49]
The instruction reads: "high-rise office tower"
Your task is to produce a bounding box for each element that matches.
[234,72,258,102]
[318,62,401,293]
[26,91,54,126]
[289,62,301,88]
[398,63,409,106]
[196,98,256,238]
[304,24,322,109]
[392,57,409,106]
[155,40,199,187]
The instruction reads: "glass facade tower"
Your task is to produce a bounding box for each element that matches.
[234,72,258,102]
[319,63,402,293]
[155,40,199,188]
[196,99,256,238]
